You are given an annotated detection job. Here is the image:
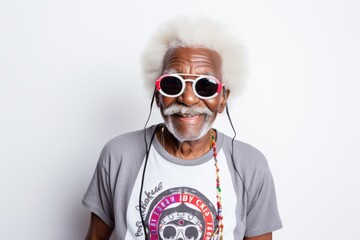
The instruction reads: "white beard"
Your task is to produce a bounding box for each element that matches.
[162,104,214,142]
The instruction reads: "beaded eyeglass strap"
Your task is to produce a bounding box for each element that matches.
[210,132,224,239]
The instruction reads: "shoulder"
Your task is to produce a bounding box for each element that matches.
[221,133,269,173]
[98,126,157,168]
[101,128,146,156]
[219,133,273,191]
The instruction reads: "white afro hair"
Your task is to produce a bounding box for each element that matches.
[141,16,247,97]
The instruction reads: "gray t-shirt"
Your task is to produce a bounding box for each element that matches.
[83,125,282,239]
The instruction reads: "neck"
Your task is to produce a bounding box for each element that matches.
[157,124,215,160]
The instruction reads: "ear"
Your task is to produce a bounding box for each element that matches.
[218,89,230,113]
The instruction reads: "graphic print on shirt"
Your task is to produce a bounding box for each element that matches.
[126,145,238,239]
[142,186,218,240]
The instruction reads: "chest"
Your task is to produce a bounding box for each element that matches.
[120,148,241,240]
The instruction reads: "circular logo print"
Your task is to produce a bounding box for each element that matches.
[145,187,217,240]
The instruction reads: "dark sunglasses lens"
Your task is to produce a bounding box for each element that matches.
[160,76,183,95]
[195,78,218,97]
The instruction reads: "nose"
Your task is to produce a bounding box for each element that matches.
[177,82,200,107]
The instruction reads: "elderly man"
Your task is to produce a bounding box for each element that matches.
[83,17,282,240]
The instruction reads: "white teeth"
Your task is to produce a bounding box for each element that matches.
[182,114,199,118]
[176,114,192,117]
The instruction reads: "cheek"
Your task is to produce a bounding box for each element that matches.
[159,94,222,112]
[204,97,222,112]
[159,95,176,108]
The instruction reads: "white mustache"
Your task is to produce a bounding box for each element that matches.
[163,104,212,117]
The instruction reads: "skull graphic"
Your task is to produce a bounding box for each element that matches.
[158,203,204,240]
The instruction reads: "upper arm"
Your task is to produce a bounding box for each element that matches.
[85,213,113,240]
[244,232,272,240]
[240,146,282,236]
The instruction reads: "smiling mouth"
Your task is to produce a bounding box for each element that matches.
[173,114,202,123]
[177,113,199,117]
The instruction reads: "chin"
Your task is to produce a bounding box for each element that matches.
[164,118,213,142]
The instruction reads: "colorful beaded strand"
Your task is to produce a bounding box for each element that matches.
[210,132,224,240]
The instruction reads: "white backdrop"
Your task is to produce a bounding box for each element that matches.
[1,0,359,239]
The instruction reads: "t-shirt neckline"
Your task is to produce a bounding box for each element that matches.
[152,127,224,166]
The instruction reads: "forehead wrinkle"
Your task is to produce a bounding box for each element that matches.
[165,62,218,74]
[162,47,222,78]
[185,54,218,63]
[163,49,220,66]
[196,64,215,73]
[166,57,217,66]
[162,58,188,73]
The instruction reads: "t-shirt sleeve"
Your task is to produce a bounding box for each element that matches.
[82,151,115,228]
[244,159,283,237]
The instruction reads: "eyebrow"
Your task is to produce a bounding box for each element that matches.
[202,72,216,77]
[163,68,178,74]
[163,69,216,77]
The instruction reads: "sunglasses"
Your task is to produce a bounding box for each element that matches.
[155,73,224,99]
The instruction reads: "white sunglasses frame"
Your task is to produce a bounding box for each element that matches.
[155,73,224,100]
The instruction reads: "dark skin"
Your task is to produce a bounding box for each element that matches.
[85,47,272,240]
[84,213,112,240]
[155,47,227,159]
